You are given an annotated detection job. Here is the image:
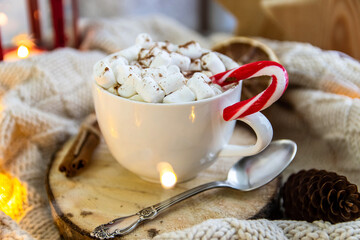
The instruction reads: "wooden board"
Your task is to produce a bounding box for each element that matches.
[46,125,281,239]
[217,0,360,60]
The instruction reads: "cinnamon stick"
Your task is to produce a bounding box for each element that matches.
[59,114,100,177]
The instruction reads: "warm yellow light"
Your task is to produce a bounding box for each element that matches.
[17,45,30,59]
[0,174,12,204]
[157,162,177,189]
[189,106,196,123]
[0,12,8,26]
[161,171,177,189]
[0,173,27,220]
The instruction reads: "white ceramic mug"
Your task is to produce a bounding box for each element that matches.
[93,81,273,183]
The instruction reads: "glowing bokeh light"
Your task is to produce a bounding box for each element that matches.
[17,45,30,59]
[0,173,27,220]
[161,171,177,189]
[157,162,177,189]
[0,12,8,26]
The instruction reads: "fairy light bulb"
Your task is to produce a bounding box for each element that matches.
[17,45,30,59]
[0,173,13,205]
[0,172,27,220]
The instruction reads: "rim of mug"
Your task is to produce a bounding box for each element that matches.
[93,81,241,107]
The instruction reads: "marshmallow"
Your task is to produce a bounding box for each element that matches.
[119,45,141,62]
[166,43,178,52]
[157,72,185,94]
[93,60,117,89]
[135,76,165,103]
[141,66,167,83]
[194,72,211,83]
[139,47,162,60]
[202,71,213,78]
[135,33,153,49]
[201,52,226,75]
[129,94,144,102]
[148,47,163,56]
[167,65,181,74]
[189,59,202,71]
[170,52,191,71]
[210,83,224,95]
[216,53,239,70]
[157,41,178,52]
[156,41,167,48]
[107,85,119,95]
[137,47,153,68]
[107,53,129,66]
[138,57,153,68]
[187,73,215,100]
[150,51,171,68]
[107,55,129,80]
[129,61,142,69]
[116,65,141,84]
[138,49,150,59]
[163,85,195,103]
[201,48,210,55]
[117,73,139,98]
[178,41,203,59]
[131,65,141,75]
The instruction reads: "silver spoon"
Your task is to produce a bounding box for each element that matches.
[91,139,297,239]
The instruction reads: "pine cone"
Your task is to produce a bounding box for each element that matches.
[282,169,360,223]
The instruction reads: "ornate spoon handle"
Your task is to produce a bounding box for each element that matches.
[91,181,229,239]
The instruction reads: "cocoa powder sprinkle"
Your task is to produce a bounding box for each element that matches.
[183,70,200,78]
[179,40,196,48]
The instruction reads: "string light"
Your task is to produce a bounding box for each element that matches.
[0,172,27,220]
[17,45,30,58]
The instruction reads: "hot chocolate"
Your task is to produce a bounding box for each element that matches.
[93,33,239,103]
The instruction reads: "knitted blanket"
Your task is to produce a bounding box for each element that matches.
[1,15,359,240]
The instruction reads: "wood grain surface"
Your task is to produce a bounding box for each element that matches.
[46,125,281,239]
[217,0,360,59]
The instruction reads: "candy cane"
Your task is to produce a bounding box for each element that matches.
[210,61,288,121]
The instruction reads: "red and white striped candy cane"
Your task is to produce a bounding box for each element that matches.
[210,61,288,121]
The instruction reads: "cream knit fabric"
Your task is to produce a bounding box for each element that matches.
[0,15,360,239]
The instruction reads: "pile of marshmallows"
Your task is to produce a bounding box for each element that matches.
[94,33,239,103]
